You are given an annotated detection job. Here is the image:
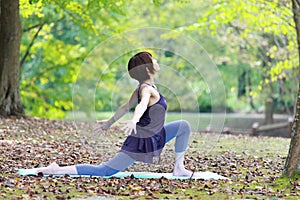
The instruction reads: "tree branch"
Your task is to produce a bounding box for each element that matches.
[20,23,44,68]
[22,23,43,32]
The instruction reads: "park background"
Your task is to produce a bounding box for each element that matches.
[0,0,300,199]
[19,1,297,121]
[14,0,299,139]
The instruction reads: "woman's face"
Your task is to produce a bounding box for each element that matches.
[152,58,160,72]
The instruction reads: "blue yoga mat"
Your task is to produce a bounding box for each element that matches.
[16,168,229,180]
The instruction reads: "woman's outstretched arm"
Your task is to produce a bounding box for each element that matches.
[120,86,151,135]
[94,89,138,133]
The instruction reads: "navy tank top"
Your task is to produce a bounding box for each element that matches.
[121,83,167,163]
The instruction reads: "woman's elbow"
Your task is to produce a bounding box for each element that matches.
[121,103,130,111]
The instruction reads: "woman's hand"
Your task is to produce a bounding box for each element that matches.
[120,120,137,135]
[94,120,111,135]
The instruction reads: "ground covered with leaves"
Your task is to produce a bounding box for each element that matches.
[0,117,299,199]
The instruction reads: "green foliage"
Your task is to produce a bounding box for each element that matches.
[20,0,127,118]
[177,0,297,113]
[19,0,298,118]
[20,0,44,18]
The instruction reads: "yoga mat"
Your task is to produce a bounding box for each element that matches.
[16,168,229,180]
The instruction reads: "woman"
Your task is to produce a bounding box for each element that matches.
[37,51,193,177]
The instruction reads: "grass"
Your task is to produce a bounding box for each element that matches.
[0,116,299,199]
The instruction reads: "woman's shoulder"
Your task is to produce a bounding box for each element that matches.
[139,83,158,93]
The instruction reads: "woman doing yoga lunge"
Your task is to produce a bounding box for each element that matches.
[37,51,193,177]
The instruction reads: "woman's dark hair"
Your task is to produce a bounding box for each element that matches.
[128,51,155,82]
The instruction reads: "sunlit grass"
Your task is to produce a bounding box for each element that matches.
[1,117,298,199]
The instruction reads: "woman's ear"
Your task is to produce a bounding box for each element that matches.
[145,67,150,74]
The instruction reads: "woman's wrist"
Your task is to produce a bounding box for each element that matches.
[131,118,139,124]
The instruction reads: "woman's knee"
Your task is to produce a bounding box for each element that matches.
[165,120,191,143]
[179,120,191,134]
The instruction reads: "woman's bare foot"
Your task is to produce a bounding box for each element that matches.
[173,164,193,177]
[36,162,60,175]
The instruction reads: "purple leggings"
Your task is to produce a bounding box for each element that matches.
[75,120,191,176]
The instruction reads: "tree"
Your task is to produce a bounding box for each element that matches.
[179,0,297,116]
[0,0,127,118]
[0,0,24,117]
[284,0,300,177]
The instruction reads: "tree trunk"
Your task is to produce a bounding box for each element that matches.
[0,0,24,117]
[238,70,246,98]
[248,69,256,111]
[265,98,274,125]
[284,0,300,177]
[284,83,300,176]
[261,39,274,125]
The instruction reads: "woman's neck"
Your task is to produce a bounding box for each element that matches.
[141,79,155,86]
